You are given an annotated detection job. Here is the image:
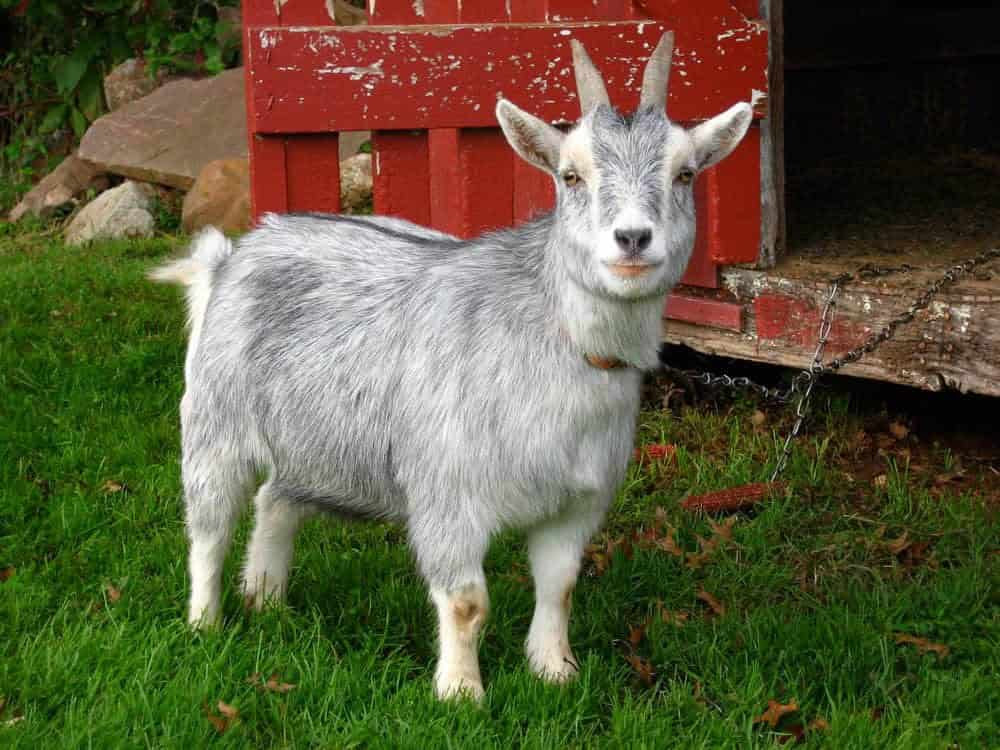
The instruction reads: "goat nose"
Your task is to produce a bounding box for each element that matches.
[613,227,653,256]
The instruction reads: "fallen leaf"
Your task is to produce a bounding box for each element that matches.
[754,699,799,728]
[203,702,232,733]
[870,707,883,721]
[217,701,239,720]
[873,474,888,488]
[778,724,805,744]
[102,479,125,494]
[707,516,737,542]
[696,589,726,617]
[888,422,910,440]
[658,607,689,626]
[685,535,721,569]
[808,718,830,732]
[105,584,122,604]
[654,505,669,528]
[628,623,646,648]
[0,567,13,583]
[264,674,296,693]
[895,633,950,658]
[655,528,684,558]
[885,532,911,556]
[625,653,655,686]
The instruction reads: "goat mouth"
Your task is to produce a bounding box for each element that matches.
[606,262,660,279]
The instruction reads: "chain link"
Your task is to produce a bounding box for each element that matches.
[663,248,1000,481]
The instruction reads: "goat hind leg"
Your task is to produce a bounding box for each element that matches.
[242,482,312,610]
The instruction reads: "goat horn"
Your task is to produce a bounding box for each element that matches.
[639,32,674,111]
[570,39,610,114]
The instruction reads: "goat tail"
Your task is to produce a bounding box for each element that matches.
[149,226,234,337]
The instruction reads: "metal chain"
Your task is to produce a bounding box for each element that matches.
[662,248,1000,481]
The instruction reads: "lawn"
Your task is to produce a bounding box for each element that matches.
[1,223,998,748]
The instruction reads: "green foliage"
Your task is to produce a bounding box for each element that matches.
[0,0,240,212]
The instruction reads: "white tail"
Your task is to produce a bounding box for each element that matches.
[149,227,233,352]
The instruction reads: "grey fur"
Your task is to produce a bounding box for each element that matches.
[154,34,753,695]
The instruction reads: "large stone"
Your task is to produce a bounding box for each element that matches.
[340,153,372,213]
[182,158,250,234]
[103,58,170,112]
[8,153,109,221]
[65,181,155,245]
[79,68,247,190]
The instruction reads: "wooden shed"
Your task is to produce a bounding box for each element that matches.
[242,1,1000,396]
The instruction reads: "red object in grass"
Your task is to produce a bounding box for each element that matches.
[680,482,785,513]
[633,444,677,463]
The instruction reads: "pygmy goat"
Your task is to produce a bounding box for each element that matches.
[151,32,753,700]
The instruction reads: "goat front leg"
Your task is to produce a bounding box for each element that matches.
[525,509,603,683]
[415,523,491,701]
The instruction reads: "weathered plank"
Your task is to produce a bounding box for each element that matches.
[246,21,767,133]
[663,263,1000,396]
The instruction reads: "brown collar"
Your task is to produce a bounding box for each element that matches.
[585,353,631,370]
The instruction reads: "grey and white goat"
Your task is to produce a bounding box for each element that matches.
[152,33,752,700]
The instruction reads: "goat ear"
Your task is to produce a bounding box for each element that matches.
[689,102,753,171]
[496,99,563,174]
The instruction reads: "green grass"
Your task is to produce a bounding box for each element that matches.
[1,224,998,748]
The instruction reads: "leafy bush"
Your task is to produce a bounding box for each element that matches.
[0,0,239,210]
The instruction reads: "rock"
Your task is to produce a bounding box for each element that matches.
[103,58,170,112]
[79,68,247,190]
[339,153,372,213]
[338,131,371,160]
[331,0,367,25]
[8,153,109,222]
[182,158,250,234]
[65,181,156,245]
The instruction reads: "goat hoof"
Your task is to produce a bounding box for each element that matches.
[434,672,485,702]
[527,645,580,684]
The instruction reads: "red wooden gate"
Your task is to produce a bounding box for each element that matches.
[243,0,768,329]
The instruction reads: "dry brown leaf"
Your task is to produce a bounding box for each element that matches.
[754,699,799,728]
[625,653,655,686]
[751,410,767,428]
[888,422,910,440]
[628,623,646,648]
[659,607,689,626]
[217,701,239,720]
[102,479,125,494]
[654,506,669,528]
[0,567,13,583]
[885,532,911,556]
[707,515,737,542]
[895,633,950,658]
[264,673,297,693]
[685,535,721,569]
[655,528,684,558]
[808,718,830,732]
[696,589,726,617]
[873,474,889,488]
[203,702,232,733]
[105,584,122,604]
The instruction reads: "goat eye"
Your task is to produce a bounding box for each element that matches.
[562,170,581,187]
[676,168,695,185]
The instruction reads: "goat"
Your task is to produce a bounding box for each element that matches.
[151,33,753,700]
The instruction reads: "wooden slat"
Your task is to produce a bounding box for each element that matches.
[248,135,288,218]
[246,21,767,133]
[370,0,432,226]
[513,158,555,224]
[372,131,431,225]
[285,134,342,213]
[679,175,718,287]
[664,294,743,331]
[706,125,761,265]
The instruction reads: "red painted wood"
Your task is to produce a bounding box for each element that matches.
[513,158,556,224]
[755,293,870,351]
[249,135,288,219]
[707,125,761,265]
[664,294,742,331]
[285,134,342,213]
[372,131,432,225]
[369,0,433,227]
[429,129,514,237]
[728,0,760,20]
[679,173,718,287]
[246,22,767,133]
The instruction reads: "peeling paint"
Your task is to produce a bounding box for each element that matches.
[273,0,288,17]
[324,0,337,23]
[411,0,424,17]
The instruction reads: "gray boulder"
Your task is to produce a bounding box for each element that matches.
[8,153,109,221]
[65,181,156,245]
